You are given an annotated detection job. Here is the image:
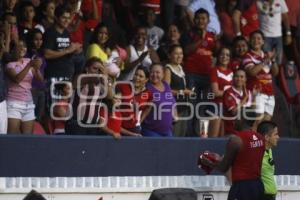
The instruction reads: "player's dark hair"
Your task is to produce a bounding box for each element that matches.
[257,121,277,136]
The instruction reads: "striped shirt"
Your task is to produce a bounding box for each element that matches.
[72,83,104,126]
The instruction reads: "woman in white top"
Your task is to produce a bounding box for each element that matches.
[164,44,194,137]
[119,26,160,81]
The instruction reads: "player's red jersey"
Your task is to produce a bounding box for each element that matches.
[232,130,265,182]
[241,1,259,37]
[223,86,252,134]
[210,66,233,103]
[117,83,152,129]
[184,31,216,76]
[242,50,273,95]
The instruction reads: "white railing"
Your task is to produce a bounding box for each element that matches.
[0,176,299,200]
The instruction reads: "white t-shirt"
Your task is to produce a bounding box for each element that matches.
[118,45,152,81]
[257,0,288,37]
[147,26,164,50]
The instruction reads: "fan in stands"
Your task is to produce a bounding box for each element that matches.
[198,151,221,174]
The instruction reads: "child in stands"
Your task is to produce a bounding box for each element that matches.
[52,82,72,134]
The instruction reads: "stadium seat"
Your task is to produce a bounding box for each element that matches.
[149,188,197,200]
[279,61,300,104]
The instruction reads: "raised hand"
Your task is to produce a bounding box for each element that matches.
[30,58,43,70]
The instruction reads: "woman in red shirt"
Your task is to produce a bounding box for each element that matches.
[209,47,233,137]
[117,66,152,135]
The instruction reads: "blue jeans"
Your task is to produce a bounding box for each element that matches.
[186,73,211,136]
[186,73,210,102]
[264,37,283,64]
[72,51,85,75]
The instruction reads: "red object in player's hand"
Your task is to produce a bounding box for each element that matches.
[198,151,220,174]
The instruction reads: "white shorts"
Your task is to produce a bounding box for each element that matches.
[255,93,275,116]
[0,100,7,134]
[7,101,35,121]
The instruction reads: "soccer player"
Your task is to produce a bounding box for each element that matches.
[200,111,265,200]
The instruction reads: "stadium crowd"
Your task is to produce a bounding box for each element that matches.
[0,0,300,137]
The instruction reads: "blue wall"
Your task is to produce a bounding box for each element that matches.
[0,135,299,177]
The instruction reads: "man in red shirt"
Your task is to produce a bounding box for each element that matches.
[183,8,217,136]
[201,110,265,200]
[184,8,216,90]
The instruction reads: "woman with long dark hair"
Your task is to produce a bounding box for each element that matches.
[26,28,47,122]
[208,46,233,137]
[118,66,152,135]
[164,44,193,137]
[86,23,122,78]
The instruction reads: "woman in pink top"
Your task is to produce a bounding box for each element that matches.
[6,39,43,134]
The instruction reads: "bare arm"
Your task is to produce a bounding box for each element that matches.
[186,8,195,28]
[6,61,33,84]
[232,10,242,35]
[124,47,144,72]
[31,68,44,82]
[163,67,172,85]
[282,12,292,45]
[282,13,291,33]
[44,48,70,59]
[217,135,242,172]
[203,135,242,173]
[3,22,11,53]
[245,64,264,77]
[31,58,44,82]
[271,62,279,76]
[149,48,160,63]
[92,0,100,21]
[121,127,142,137]
[211,82,224,97]
[44,43,81,59]
[140,106,152,124]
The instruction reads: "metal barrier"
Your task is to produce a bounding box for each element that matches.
[0,136,300,200]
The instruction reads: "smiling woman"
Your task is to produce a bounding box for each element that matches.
[141,63,176,137]
[86,23,122,78]
[6,39,44,134]
[117,66,152,136]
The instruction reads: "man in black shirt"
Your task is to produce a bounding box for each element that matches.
[43,5,81,80]
[43,5,81,119]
